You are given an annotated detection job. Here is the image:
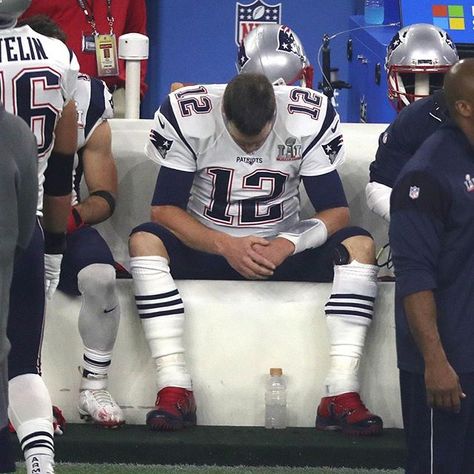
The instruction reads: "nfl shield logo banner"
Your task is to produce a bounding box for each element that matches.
[235,0,282,46]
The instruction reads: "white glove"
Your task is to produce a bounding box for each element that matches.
[44,253,63,300]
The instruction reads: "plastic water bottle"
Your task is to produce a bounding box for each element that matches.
[265,368,287,429]
[364,0,384,25]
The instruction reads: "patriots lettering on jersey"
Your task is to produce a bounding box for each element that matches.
[322,135,343,164]
[276,137,301,161]
[0,36,47,63]
[236,156,263,164]
[150,129,173,159]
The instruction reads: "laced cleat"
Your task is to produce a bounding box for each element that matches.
[78,389,125,428]
[146,386,196,431]
[315,391,383,436]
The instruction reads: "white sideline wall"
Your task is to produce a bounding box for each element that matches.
[43,120,402,428]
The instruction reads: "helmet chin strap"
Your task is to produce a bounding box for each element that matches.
[414,73,430,101]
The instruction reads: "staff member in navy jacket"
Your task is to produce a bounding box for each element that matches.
[390,58,474,473]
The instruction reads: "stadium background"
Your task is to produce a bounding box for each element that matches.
[141,0,400,121]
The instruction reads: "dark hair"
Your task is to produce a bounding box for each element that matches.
[223,73,276,136]
[17,14,67,43]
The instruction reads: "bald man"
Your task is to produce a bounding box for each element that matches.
[389,58,474,474]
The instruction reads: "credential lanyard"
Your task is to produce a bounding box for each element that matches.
[77,0,114,35]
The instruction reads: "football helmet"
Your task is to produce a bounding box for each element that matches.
[386,23,459,111]
[237,24,314,88]
[0,0,31,28]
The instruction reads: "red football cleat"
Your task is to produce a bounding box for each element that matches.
[146,387,196,431]
[315,392,383,436]
[52,405,66,435]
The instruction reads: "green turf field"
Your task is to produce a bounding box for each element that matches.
[15,465,404,474]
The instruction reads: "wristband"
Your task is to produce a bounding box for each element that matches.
[67,207,86,234]
[44,230,67,254]
[90,190,116,215]
[277,218,328,254]
[43,151,74,196]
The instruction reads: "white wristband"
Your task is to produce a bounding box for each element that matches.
[277,218,328,254]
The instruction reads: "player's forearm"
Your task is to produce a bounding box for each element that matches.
[151,205,231,256]
[74,195,114,225]
[42,194,71,233]
[403,290,448,367]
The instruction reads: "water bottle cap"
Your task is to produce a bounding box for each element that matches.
[269,368,283,376]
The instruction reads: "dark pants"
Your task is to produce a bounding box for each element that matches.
[131,222,371,282]
[58,226,115,296]
[7,222,44,379]
[400,369,474,474]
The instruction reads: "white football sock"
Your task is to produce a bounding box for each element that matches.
[324,260,378,396]
[25,453,55,474]
[8,374,54,464]
[130,256,192,392]
[78,263,120,357]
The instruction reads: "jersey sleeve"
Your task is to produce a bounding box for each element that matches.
[145,95,197,172]
[61,47,80,103]
[300,102,345,176]
[389,168,450,298]
[83,77,114,144]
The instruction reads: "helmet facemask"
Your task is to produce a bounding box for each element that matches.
[385,23,459,111]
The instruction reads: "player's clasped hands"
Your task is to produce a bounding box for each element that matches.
[221,235,276,280]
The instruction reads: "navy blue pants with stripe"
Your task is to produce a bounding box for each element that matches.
[58,226,115,296]
[400,369,474,474]
[131,222,371,282]
[7,221,44,379]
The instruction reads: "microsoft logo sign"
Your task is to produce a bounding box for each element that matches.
[432,4,465,30]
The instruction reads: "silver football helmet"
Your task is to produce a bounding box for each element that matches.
[0,0,31,28]
[237,24,313,88]
[386,23,459,111]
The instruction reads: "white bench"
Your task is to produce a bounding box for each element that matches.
[43,120,401,428]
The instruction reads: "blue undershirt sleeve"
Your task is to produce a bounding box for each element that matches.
[151,166,195,209]
[301,170,348,212]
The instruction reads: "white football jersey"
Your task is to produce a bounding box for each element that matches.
[145,84,345,237]
[72,73,113,205]
[0,25,79,214]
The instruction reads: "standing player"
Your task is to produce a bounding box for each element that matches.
[0,1,79,473]
[365,23,458,222]
[0,107,38,473]
[18,14,124,429]
[129,73,382,435]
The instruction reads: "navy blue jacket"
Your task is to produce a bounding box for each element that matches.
[389,121,474,374]
[370,90,449,187]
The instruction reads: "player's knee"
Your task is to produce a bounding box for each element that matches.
[77,263,116,296]
[129,229,167,258]
[340,235,376,265]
